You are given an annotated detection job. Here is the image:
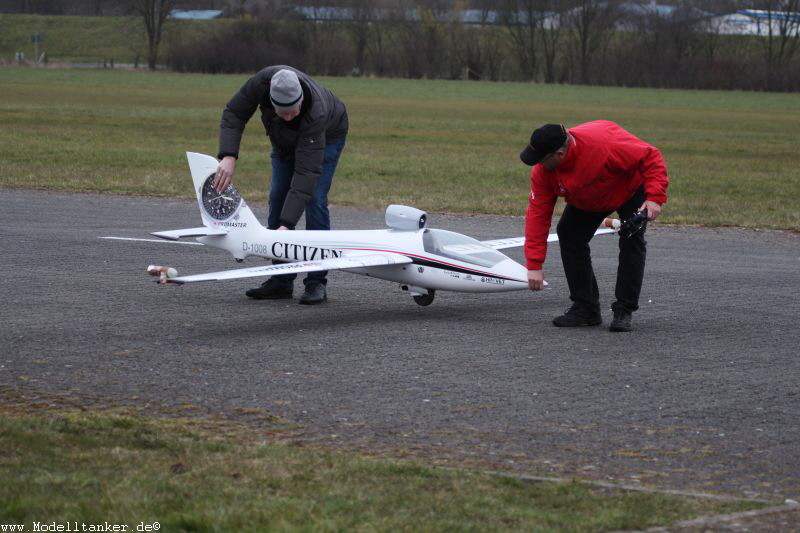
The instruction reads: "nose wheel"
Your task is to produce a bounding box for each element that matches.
[413,289,436,306]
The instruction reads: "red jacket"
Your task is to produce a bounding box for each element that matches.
[524,120,669,270]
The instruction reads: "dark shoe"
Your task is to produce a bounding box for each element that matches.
[245,278,293,300]
[609,310,633,332]
[299,284,327,305]
[552,304,602,327]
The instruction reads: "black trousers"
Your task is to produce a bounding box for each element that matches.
[556,186,647,315]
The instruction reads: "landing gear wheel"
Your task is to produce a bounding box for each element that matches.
[413,289,435,306]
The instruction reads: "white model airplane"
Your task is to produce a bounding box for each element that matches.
[109,152,619,306]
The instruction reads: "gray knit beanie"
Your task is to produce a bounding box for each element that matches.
[270,69,303,110]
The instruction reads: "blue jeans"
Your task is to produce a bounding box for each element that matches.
[267,137,346,287]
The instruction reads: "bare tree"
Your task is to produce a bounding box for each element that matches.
[339,0,381,75]
[87,0,109,15]
[502,0,542,80]
[15,0,63,13]
[538,2,568,83]
[561,0,619,84]
[749,0,800,89]
[619,2,712,87]
[446,3,501,80]
[505,0,569,83]
[391,0,447,78]
[129,0,177,70]
[477,23,506,80]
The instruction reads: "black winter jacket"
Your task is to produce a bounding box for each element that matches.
[218,65,348,227]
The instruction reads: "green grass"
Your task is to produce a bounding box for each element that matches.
[0,14,228,65]
[0,407,763,532]
[1,66,799,230]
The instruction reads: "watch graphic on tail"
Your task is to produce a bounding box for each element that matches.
[201,174,242,220]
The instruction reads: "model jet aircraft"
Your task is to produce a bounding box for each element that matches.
[113,152,619,306]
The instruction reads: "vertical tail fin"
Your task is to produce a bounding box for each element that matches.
[186,152,261,230]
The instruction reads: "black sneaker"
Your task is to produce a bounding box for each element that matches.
[299,283,327,305]
[609,310,633,332]
[245,278,293,300]
[552,304,602,327]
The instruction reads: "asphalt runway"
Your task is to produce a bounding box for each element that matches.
[2,188,799,507]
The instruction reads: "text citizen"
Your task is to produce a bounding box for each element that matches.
[242,241,342,261]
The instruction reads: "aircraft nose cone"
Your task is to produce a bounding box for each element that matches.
[498,258,529,285]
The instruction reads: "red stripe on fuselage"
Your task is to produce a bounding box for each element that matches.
[340,247,525,283]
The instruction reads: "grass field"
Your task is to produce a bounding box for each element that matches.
[0,14,226,66]
[1,66,799,231]
[0,64,792,529]
[0,400,763,532]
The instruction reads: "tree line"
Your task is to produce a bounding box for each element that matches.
[4,0,799,91]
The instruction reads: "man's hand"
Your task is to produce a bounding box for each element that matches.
[528,269,545,291]
[213,156,237,192]
[640,200,661,221]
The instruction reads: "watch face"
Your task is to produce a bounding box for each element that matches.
[201,174,242,221]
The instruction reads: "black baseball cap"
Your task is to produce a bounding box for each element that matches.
[520,124,568,166]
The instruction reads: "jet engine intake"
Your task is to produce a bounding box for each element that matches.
[385,205,427,231]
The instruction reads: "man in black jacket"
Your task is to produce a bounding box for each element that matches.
[213,66,349,305]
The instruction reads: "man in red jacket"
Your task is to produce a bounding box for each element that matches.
[520,121,669,332]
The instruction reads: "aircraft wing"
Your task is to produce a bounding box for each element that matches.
[482,227,616,250]
[167,252,412,284]
[100,236,204,246]
[151,227,228,240]
[100,227,227,246]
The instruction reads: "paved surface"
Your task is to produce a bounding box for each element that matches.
[2,189,799,521]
